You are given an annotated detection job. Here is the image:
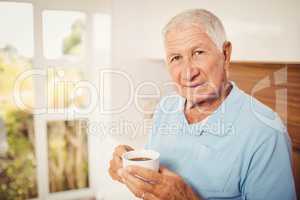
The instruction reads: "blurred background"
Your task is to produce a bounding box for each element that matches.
[0,0,299,200]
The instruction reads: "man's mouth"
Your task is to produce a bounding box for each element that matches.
[184,81,207,88]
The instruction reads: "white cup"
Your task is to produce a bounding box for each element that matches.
[122,150,160,172]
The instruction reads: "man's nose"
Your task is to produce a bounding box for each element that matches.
[181,66,200,82]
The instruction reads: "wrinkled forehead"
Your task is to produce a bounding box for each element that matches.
[164,24,216,53]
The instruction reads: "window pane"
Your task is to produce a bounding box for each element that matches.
[47,68,89,109]
[0,3,33,57]
[0,2,37,199]
[47,120,89,192]
[43,10,86,60]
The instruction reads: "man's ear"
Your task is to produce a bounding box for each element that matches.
[223,41,232,65]
[222,41,232,76]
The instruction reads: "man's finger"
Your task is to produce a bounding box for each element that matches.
[144,193,161,200]
[115,156,123,166]
[123,178,144,199]
[113,149,124,159]
[109,167,122,182]
[126,165,162,183]
[114,145,133,158]
[121,169,154,192]
[159,165,178,177]
[109,158,122,171]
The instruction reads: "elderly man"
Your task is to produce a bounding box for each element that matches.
[109,9,296,200]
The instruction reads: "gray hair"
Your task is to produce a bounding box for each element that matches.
[162,9,227,51]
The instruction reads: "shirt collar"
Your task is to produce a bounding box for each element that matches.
[180,81,245,137]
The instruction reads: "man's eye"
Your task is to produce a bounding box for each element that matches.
[194,50,204,56]
[170,56,181,63]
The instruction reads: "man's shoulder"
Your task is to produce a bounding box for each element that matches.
[231,87,291,155]
[237,88,287,138]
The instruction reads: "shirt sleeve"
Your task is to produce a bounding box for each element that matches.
[241,130,297,200]
[144,101,161,150]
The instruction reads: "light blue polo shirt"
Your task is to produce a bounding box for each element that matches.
[145,82,296,200]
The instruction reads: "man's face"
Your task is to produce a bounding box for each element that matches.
[164,25,229,105]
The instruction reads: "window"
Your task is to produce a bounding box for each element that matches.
[47,120,88,193]
[0,1,111,200]
[0,2,37,200]
[47,67,88,109]
[41,9,91,196]
[42,10,86,61]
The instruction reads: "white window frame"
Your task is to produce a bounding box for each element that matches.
[2,0,111,199]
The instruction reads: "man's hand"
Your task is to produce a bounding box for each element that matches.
[118,165,201,200]
[109,145,134,183]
